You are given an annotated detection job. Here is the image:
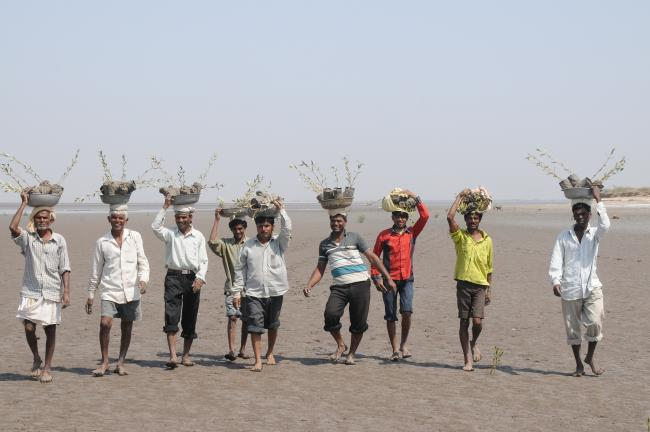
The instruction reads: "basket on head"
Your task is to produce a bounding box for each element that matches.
[27,193,61,208]
[317,187,354,211]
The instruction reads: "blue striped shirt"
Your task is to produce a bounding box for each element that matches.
[318,231,370,285]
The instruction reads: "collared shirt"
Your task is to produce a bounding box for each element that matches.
[549,201,610,301]
[450,228,493,286]
[318,230,370,285]
[87,229,150,303]
[151,209,208,282]
[13,229,71,302]
[209,236,247,295]
[232,209,291,299]
[371,201,430,281]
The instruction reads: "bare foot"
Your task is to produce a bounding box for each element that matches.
[237,352,251,360]
[181,357,195,367]
[572,367,585,377]
[39,370,53,383]
[224,352,237,361]
[114,365,128,376]
[400,348,412,359]
[344,354,356,365]
[390,351,400,362]
[584,357,605,376]
[165,358,179,369]
[250,362,263,372]
[265,354,276,365]
[30,358,43,379]
[92,364,109,377]
[328,344,347,362]
[462,364,474,372]
[471,342,481,362]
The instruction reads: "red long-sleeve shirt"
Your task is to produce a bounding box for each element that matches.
[371,201,429,281]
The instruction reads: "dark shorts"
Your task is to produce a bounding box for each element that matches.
[246,295,283,334]
[382,280,414,321]
[163,271,200,339]
[456,280,487,319]
[324,279,371,334]
[101,299,141,321]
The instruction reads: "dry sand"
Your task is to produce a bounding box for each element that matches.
[1,203,649,432]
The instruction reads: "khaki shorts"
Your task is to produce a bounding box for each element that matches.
[561,288,604,345]
[101,299,141,321]
[456,280,487,319]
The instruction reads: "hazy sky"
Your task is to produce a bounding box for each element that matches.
[1,1,648,203]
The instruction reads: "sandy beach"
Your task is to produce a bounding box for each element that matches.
[1,203,649,432]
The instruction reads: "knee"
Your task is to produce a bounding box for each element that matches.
[100,318,112,331]
[472,318,482,327]
[24,321,36,333]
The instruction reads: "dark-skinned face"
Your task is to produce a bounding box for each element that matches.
[108,213,127,232]
[392,213,408,229]
[175,213,193,232]
[464,212,481,231]
[573,207,591,229]
[330,216,346,233]
[256,221,274,242]
[230,224,246,242]
[34,210,52,232]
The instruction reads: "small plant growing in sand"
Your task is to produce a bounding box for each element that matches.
[0,150,79,195]
[490,346,504,375]
[149,153,222,198]
[290,157,363,209]
[645,417,650,432]
[526,148,626,188]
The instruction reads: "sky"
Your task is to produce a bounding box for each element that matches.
[1,1,648,203]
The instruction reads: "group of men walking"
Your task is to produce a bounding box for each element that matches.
[9,185,609,381]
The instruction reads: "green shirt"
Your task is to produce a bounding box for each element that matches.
[450,229,493,286]
[208,237,246,295]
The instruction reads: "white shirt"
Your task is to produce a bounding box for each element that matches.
[549,201,610,301]
[232,209,291,299]
[151,209,208,282]
[87,229,150,303]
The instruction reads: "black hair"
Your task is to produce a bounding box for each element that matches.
[254,216,275,226]
[392,211,409,218]
[463,211,483,221]
[571,203,591,213]
[228,218,247,229]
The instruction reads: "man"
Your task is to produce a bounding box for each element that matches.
[9,191,71,383]
[232,201,290,372]
[447,189,493,372]
[152,195,208,368]
[304,211,396,365]
[208,209,249,361]
[549,186,609,377]
[371,189,429,361]
[86,205,150,376]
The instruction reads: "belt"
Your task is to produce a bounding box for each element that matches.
[167,269,195,276]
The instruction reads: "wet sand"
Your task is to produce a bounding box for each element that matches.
[1,203,648,431]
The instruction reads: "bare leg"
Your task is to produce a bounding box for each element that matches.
[470,317,482,362]
[386,321,399,360]
[181,337,194,366]
[93,317,112,376]
[265,329,278,365]
[345,332,364,365]
[250,333,263,371]
[459,318,473,371]
[571,344,585,376]
[115,320,133,375]
[23,320,42,378]
[226,316,237,358]
[238,324,249,358]
[584,341,604,375]
[166,331,179,368]
[327,330,347,361]
[400,312,412,358]
[40,325,56,383]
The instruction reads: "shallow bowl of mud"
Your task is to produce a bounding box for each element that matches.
[27,193,61,207]
[172,193,200,205]
[318,197,354,210]
[220,207,253,218]
[100,194,131,205]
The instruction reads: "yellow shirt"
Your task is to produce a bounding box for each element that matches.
[450,229,493,286]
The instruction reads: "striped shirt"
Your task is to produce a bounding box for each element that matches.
[13,229,71,302]
[318,231,370,285]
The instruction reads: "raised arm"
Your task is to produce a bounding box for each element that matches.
[276,203,292,252]
[402,189,429,237]
[9,191,28,238]
[592,186,610,240]
[447,189,469,234]
[151,195,172,242]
